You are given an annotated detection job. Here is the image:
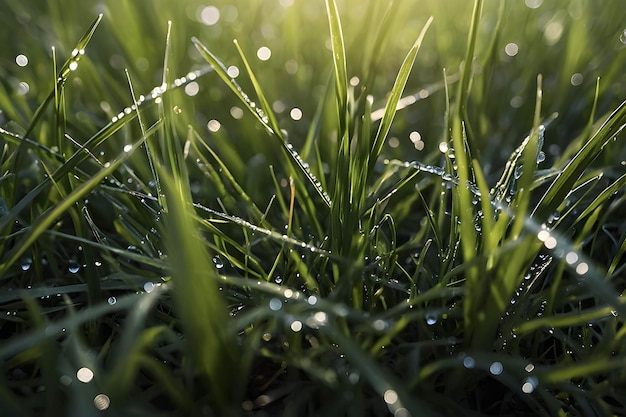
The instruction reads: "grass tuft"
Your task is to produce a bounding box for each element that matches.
[1,1,625,416]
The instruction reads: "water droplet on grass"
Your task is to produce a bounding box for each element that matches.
[290,320,303,332]
[212,255,224,269]
[384,390,398,405]
[107,297,117,305]
[521,376,538,393]
[463,356,475,368]
[20,257,33,271]
[68,262,80,274]
[489,362,503,375]
[425,313,438,325]
[76,367,94,383]
[93,394,110,410]
[269,298,282,311]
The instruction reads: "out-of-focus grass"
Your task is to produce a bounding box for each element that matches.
[1,0,626,416]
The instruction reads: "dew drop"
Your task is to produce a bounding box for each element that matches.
[384,390,398,405]
[76,367,94,383]
[463,356,475,368]
[123,144,133,153]
[521,376,538,394]
[425,313,438,325]
[107,296,117,305]
[20,257,33,271]
[575,262,589,275]
[212,255,224,269]
[269,298,282,311]
[257,46,272,61]
[68,262,80,274]
[143,282,154,293]
[16,54,28,66]
[290,320,303,332]
[93,394,110,410]
[536,151,546,163]
[489,361,503,375]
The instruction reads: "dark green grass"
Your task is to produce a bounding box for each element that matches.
[1,0,626,416]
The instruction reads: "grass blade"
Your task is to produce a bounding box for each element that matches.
[370,16,433,173]
[161,170,244,414]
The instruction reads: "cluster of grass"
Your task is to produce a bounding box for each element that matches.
[1,0,626,415]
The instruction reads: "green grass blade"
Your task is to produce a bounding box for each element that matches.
[325,0,348,134]
[370,17,433,172]
[192,37,331,208]
[510,74,544,238]
[161,170,244,413]
[0,121,161,276]
[24,14,103,139]
[233,39,281,140]
[533,98,626,219]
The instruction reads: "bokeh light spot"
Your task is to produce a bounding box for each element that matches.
[257,46,272,61]
[504,42,519,57]
[77,367,94,383]
[93,394,110,410]
[207,119,221,132]
[16,54,28,67]
[290,107,302,121]
[200,6,220,26]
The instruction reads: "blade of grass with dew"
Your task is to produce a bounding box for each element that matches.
[451,0,483,348]
[21,14,103,140]
[572,172,626,227]
[322,323,440,417]
[233,39,281,140]
[533,98,626,219]
[161,170,244,414]
[191,37,331,208]
[0,121,161,276]
[0,290,158,360]
[510,74,544,239]
[190,128,267,225]
[125,68,165,212]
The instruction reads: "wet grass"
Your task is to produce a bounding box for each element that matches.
[1,0,626,416]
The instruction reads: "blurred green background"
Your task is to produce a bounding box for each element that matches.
[1,0,625,180]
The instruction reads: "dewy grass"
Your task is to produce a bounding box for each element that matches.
[1,0,626,416]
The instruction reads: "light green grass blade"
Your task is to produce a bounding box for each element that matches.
[0,121,160,276]
[452,0,482,348]
[325,0,348,132]
[534,99,626,219]
[511,74,544,238]
[370,17,433,172]
[24,14,103,139]
[161,170,244,413]
[233,39,282,140]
